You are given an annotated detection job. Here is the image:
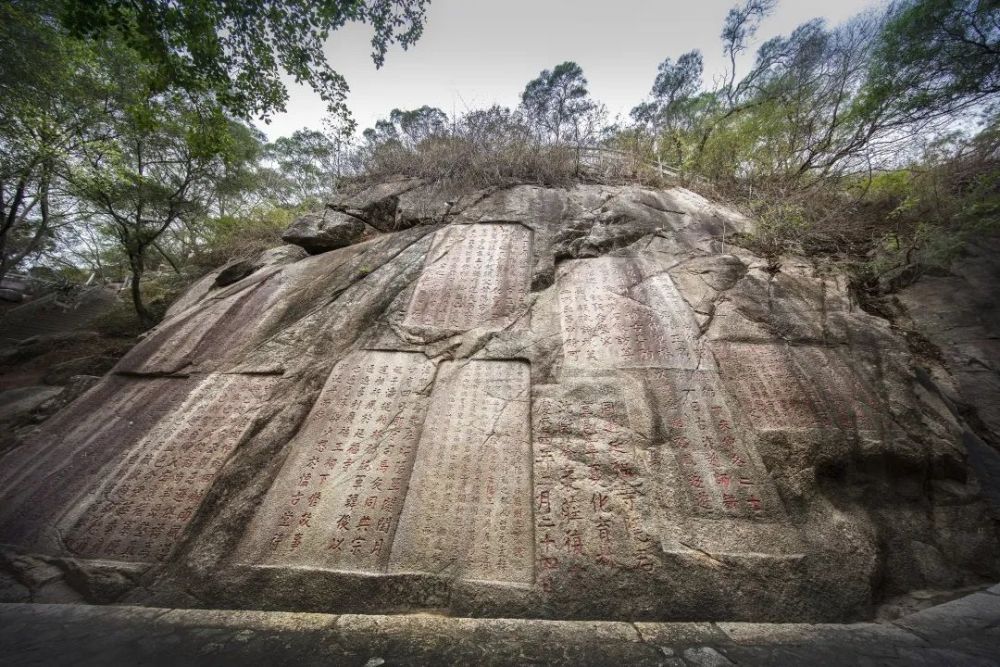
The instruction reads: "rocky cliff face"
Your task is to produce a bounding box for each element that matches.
[1,178,998,622]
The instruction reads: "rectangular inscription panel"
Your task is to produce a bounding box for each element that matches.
[646,370,784,521]
[532,381,661,594]
[712,343,879,431]
[0,376,196,550]
[642,369,799,556]
[558,257,702,371]
[63,374,280,562]
[389,360,533,584]
[239,351,435,571]
[404,224,531,331]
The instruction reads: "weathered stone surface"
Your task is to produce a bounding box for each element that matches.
[1,598,999,666]
[239,350,435,570]
[0,181,997,626]
[282,210,368,254]
[166,244,309,319]
[899,236,1000,461]
[0,374,282,562]
[0,385,63,422]
[403,223,532,334]
[557,256,704,371]
[211,245,307,288]
[389,360,533,584]
[0,287,117,343]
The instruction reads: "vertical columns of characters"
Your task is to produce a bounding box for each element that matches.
[65,374,281,562]
[558,257,702,371]
[647,370,782,522]
[0,377,182,550]
[389,360,533,584]
[404,224,532,331]
[239,351,435,570]
[711,343,880,432]
[241,355,535,585]
[532,382,659,594]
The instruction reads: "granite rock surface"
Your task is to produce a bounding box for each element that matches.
[282,210,370,254]
[0,179,998,623]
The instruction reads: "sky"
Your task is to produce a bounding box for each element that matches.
[258,0,886,141]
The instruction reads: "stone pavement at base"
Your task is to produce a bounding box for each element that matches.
[1,587,999,667]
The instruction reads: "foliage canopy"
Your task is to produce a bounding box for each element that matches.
[57,0,429,120]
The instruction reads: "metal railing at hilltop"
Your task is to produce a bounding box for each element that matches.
[570,145,682,180]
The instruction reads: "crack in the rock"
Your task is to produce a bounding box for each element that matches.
[236,229,437,366]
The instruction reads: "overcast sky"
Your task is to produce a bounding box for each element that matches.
[258,0,885,141]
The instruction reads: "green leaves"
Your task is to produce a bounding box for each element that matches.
[862,0,1000,123]
[262,128,344,206]
[57,0,429,121]
[520,62,596,142]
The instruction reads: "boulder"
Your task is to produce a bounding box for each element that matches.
[255,244,311,268]
[281,211,367,254]
[0,181,997,627]
[330,178,423,231]
[0,288,24,303]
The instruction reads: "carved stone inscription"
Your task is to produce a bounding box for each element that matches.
[646,370,783,521]
[712,343,879,431]
[405,223,531,330]
[63,374,279,562]
[0,376,203,550]
[389,360,533,584]
[558,257,701,371]
[532,382,659,593]
[240,351,434,570]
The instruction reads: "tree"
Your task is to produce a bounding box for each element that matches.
[263,129,343,207]
[362,106,448,149]
[0,0,108,283]
[690,12,895,184]
[631,50,705,164]
[210,122,269,218]
[520,62,596,142]
[55,0,430,121]
[862,0,1000,123]
[389,106,449,145]
[68,71,242,326]
[363,120,403,147]
[652,51,704,111]
[630,51,704,129]
[721,0,779,105]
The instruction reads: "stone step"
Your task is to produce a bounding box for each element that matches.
[0,590,997,666]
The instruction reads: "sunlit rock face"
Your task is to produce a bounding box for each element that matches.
[1,179,997,621]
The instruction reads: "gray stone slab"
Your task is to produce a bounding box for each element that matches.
[557,256,706,371]
[0,374,281,562]
[404,223,532,332]
[239,351,435,571]
[389,360,533,584]
[2,602,1000,666]
[894,591,1000,642]
[718,621,925,651]
[0,385,63,421]
[711,342,881,432]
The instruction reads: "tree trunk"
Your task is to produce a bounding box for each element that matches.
[0,175,31,285]
[128,249,156,328]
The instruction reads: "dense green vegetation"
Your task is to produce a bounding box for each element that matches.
[1,0,423,324]
[626,0,1000,284]
[1,0,997,327]
[362,0,1000,291]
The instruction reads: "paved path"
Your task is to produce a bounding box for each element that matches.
[1,587,999,666]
